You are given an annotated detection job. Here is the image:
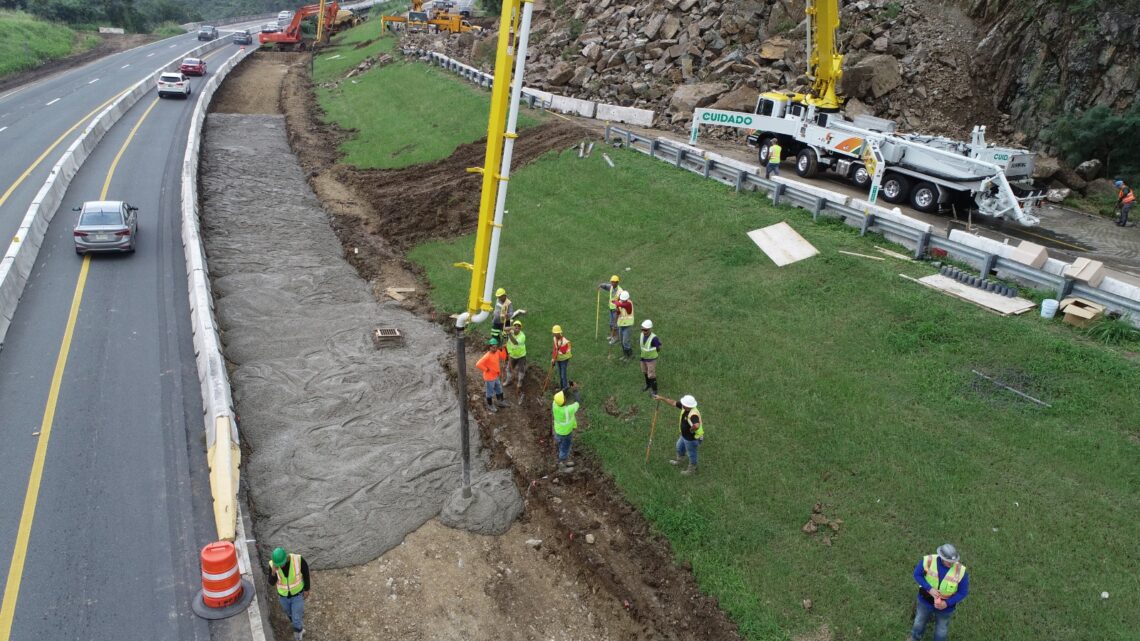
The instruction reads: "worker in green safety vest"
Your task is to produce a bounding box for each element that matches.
[639,319,662,394]
[503,320,526,391]
[269,547,311,641]
[551,383,580,470]
[765,140,782,179]
[908,543,969,641]
[652,393,704,475]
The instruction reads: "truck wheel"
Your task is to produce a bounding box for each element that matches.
[909,182,939,212]
[881,173,911,203]
[795,149,818,178]
[850,164,871,189]
[757,136,774,164]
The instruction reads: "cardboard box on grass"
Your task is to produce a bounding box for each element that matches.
[1058,297,1106,328]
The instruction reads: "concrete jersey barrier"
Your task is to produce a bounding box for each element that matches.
[0,36,231,349]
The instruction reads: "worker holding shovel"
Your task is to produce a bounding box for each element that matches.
[652,393,704,476]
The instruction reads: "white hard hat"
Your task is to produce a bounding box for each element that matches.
[641,319,653,329]
[618,290,630,301]
[937,544,960,563]
[680,395,697,408]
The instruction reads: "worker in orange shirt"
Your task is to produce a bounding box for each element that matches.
[476,338,509,412]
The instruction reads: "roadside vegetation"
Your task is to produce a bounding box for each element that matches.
[313,23,1140,641]
[312,25,541,169]
[0,10,98,77]
[2,0,203,33]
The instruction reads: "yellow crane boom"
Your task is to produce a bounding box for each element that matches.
[805,0,843,110]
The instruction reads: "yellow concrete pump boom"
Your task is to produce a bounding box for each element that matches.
[805,0,844,110]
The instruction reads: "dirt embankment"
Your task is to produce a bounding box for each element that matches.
[211,51,746,641]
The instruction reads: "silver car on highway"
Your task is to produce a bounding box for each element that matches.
[72,201,138,254]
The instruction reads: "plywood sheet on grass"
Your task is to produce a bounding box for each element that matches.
[747,222,819,267]
[906,274,1037,316]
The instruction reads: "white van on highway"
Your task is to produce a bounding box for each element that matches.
[277,10,294,27]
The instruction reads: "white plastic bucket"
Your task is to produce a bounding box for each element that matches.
[1040,298,1059,319]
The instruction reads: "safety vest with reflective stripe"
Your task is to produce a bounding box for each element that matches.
[552,401,578,435]
[769,143,782,164]
[554,336,572,361]
[640,332,658,359]
[494,297,512,326]
[1121,186,1136,204]
[617,301,635,327]
[274,553,304,597]
[922,555,966,598]
[608,285,623,310]
[680,407,704,440]
[505,330,526,359]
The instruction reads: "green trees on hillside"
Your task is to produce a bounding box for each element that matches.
[0,0,202,32]
[1048,103,1140,177]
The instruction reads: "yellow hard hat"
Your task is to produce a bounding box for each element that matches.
[610,275,620,282]
[495,287,506,297]
[553,391,565,406]
[552,324,562,334]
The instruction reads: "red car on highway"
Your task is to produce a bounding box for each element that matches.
[179,57,207,76]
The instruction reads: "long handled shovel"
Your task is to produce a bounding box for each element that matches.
[644,402,660,464]
[540,361,555,394]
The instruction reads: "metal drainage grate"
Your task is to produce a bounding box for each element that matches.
[371,327,404,349]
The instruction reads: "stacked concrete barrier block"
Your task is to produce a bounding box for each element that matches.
[595,103,655,127]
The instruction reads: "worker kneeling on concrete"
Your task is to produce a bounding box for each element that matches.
[652,394,703,475]
[552,383,581,470]
[477,338,509,412]
[269,547,310,641]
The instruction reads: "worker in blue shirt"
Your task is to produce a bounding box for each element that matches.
[907,543,969,641]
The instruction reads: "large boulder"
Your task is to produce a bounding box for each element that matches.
[710,85,760,112]
[1075,158,1103,181]
[841,54,903,99]
[758,36,793,61]
[1055,167,1088,193]
[670,82,729,112]
[547,61,574,86]
[1032,154,1061,181]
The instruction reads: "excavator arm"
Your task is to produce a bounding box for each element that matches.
[805,0,843,110]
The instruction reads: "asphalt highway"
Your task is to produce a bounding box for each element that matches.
[0,36,250,641]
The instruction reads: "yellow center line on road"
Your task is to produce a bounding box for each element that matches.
[0,88,129,210]
[0,90,162,640]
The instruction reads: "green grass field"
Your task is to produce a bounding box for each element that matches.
[312,21,399,83]
[313,42,542,169]
[408,147,1140,641]
[0,10,98,78]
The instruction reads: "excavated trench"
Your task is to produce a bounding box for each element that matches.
[201,51,746,641]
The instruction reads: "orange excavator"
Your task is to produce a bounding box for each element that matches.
[259,1,340,50]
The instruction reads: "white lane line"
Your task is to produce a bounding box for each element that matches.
[88,78,99,84]
[147,52,155,57]
[45,98,60,106]
[121,64,130,68]
[0,127,7,133]
[169,44,177,48]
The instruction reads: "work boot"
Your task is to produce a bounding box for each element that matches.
[668,455,682,466]
[649,378,658,394]
[681,464,698,476]
[293,629,303,641]
[565,458,576,467]
[486,400,497,413]
[641,374,651,391]
[608,336,617,345]
[495,395,509,408]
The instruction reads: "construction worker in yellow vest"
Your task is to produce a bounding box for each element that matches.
[551,382,581,470]
[765,139,782,179]
[652,394,703,475]
[503,320,526,391]
[598,275,624,344]
[615,289,635,360]
[908,544,969,641]
[490,287,525,343]
[269,547,311,641]
[639,319,662,394]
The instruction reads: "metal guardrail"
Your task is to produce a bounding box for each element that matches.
[605,125,1140,322]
